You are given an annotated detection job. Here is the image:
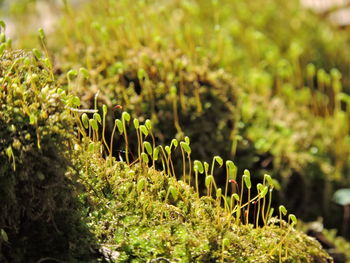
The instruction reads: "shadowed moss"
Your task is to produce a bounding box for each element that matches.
[0,50,96,262]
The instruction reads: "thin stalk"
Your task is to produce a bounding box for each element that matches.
[195,170,199,199]
[279,210,283,228]
[150,132,156,167]
[88,123,91,141]
[246,189,251,225]
[261,195,267,225]
[160,146,171,177]
[102,112,110,153]
[109,121,118,160]
[140,130,144,156]
[230,195,235,214]
[187,154,192,186]
[170,158,176,179]
[203,163,209,195]
[240,179,244,211]
[256,199,261,228]
[180,146,186,184]
[136,128,141,162]
[209,158,219,196]
[224,169,229,212]
[159,148,166,173]
[122,120,129,164]
[73,112,87,138]
[265,189,273,224]
[39,33,54,81]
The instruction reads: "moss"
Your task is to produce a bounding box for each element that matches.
[1,0,349,260]
[77,147,331,262]
[0,50,95,262]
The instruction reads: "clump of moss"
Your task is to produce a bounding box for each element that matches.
[0,49,95,262]
[77,143,331,262]
[62,47,238,165]
[74,107,331,262]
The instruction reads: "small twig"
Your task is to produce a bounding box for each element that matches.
[66,107,98,113]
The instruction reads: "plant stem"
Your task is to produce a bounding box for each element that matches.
[180,146,186,184]
[109,121,117,160]
[122,120,129,164]
[187,154,192,186]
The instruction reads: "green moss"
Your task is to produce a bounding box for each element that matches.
[71,103,331,262]
[1,0,350,260]
[0,50,95,262]
[77,146,331,262]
